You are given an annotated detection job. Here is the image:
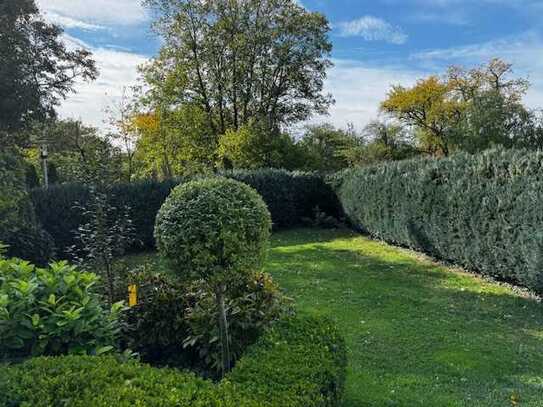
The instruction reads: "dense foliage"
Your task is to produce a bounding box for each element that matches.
[382,59,543,156]
[122,267,288,375]
[142,0,332,142]
[0,257,124,361]
[30,170,341,258]
[120,268,196,368]
[182,271,288,374]
[226,169,343,228]
[70,187,136,305]
[0,315,346,406]
[155,178,271,278]
[336,148,543,292]
[0,151,53,264]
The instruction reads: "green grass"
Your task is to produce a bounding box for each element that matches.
[126,228,543,406]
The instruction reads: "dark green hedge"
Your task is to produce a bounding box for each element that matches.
[336,148,543,293]
[31,170,341,258]
[225,169,342,229]
[0,315,346,407]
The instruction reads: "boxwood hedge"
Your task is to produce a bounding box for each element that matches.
[0,315,346,407]
[30,170,341,258]
[336,148,543,293]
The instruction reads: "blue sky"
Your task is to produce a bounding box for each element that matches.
[37,0,543,131]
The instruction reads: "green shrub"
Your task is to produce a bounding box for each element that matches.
[155,177,272,374]
[30,183,89,258]
[121,266,288,376]
[183,272,290,375]
[155,177,271,279]
[226,315,347,406]
[107,179,180,249]
[120,267,196,368]
[336,148,543,292]
[0,315,346,407]
[0,355,215,407]
[226,169,342,228]
[0,257,124,360]
[31,180,178,258]
[30,170,341,258]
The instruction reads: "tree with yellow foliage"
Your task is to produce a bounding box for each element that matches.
[381,59,535,156]
[381,76,464,156]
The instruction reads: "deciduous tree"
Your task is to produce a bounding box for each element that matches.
[142,0,333,144]
[0,0,97,146]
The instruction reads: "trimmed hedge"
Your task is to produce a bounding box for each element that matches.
[336,148,543,292]
[225,169,342,229]
[30,170,341,258]
[0,315,346,407]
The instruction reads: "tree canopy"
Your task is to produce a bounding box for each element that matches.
[381,59,540,156]
[0,0,97,147]
[142,0,333,139]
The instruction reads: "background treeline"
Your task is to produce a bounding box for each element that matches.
[16,58,543,189]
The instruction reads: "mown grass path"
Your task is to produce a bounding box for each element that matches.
[266,229,543,406]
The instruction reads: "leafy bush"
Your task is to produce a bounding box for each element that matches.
[155,177,272,374]
[183,272,290,375]
[0,257,124,360]
[336,148,543,292]
[31,180,177,258]
[30,183,89,258]
[70,187,135,305]
[226,168,343,229]
[227,315,347,406]
[155,177,271,278]
[121,267,289,376]
[30,170,341,257]
[120,267,196,368]
[0,315,346,407]
[0,151,54,264]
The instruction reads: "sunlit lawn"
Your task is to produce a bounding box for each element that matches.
[127,228,543,406]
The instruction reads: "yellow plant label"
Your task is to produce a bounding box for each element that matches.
[128,284,137,307]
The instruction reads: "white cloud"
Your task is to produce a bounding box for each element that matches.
[44,12,106,30]
[309,59,422,131]
[57,35,149,129]
[37,0,147,26]
[337,16,407,44]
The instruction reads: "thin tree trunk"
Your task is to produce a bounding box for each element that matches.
[215,286,231,375]
[104,256,114,306]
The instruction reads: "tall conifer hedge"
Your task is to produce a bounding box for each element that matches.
[336,149,543,293]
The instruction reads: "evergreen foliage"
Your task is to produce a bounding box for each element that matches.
[0,316,346,406]
[0,151,53,264]
[336,148,543,292]
[30,170,341,258]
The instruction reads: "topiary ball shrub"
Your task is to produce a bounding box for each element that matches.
[154,177,272,281]
[154,177,272,374]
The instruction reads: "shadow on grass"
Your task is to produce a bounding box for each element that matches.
[266,230,543,406]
